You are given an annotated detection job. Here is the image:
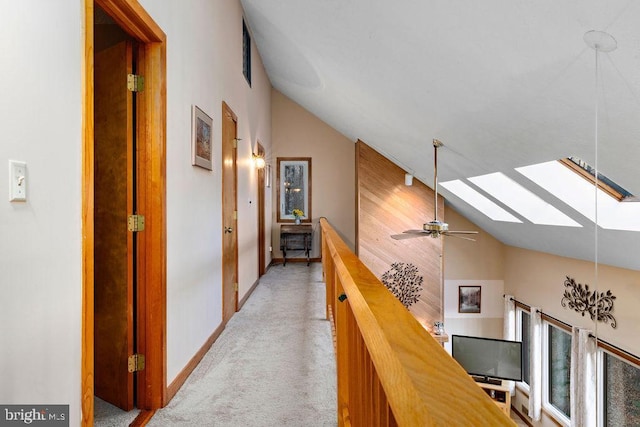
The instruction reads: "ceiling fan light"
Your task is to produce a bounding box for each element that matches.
[424,221,448,232]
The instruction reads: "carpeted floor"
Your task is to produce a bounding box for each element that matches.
[94,397,140,426]
[148,262,337,426]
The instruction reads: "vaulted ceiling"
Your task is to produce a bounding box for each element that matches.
[241,0,640,271]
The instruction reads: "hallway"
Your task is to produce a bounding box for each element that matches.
[147,262,336,426]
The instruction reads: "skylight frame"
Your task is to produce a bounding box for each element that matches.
[558,157,632,202]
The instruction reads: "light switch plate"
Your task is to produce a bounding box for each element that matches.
[9,160,27,202]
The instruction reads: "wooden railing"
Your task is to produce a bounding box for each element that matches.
[320,218,515,426]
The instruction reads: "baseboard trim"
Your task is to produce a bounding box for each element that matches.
[129,409,156,427]
[238,277,260,310]
[166,323,225,402]
[510,405,533,427]
[271,257,321,265]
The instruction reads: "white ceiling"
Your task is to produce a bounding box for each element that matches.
[241,0,640,271]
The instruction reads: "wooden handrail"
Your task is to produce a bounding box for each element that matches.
[321,218,514,426]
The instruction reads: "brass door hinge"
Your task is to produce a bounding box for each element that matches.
[234,283,238,292]
[233,210,237,220]
[128,354,145,373]
[128,214,145,232]
[127,74,144,92]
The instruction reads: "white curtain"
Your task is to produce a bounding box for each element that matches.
[529,307,542,422]
[570,327,597,427]
[503,295,516,394]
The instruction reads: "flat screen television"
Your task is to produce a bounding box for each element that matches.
[451,334,523,384]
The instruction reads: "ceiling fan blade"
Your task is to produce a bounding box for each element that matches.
[442,232,476,241]
[443,230,479,235]
[390,230,432,240]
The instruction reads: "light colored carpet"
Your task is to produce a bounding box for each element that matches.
[148,262,337,426]
[94,397,140,426]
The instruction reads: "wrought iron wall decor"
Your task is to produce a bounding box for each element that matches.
[381,262,423,308]
[561,276,617,328]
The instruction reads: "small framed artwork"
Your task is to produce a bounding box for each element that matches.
[459,286,481,313]
[192,105,213,170]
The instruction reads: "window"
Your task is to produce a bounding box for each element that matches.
[242,19,251,86]
[513,300,640,426]
[547,324,571,419]
[603,352,640,426]
[516,309,531,386]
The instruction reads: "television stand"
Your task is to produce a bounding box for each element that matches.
[476,381,511,417]
[472,375,502,386]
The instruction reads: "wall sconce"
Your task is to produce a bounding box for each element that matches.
[252,152,266,169]
[404,173,414,186]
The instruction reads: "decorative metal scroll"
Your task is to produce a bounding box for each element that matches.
[381,262,423,309]
[561,276,617,328]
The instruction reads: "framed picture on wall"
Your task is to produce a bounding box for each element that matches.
[459,286,481,313]
[277,157,312,223]
[192,105,213,170]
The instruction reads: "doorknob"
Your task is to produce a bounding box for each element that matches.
[224,227,233,234]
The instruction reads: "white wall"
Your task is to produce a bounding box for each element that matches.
[0,2,83,425]
[138,0,272,384]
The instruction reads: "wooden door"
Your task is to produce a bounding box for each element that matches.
[94,40,135,411]
[221,102,238,323]
[257,142,266,276]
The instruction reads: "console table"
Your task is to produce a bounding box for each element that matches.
[280,224,312,266]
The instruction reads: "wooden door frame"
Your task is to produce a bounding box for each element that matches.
[82,1,167,425]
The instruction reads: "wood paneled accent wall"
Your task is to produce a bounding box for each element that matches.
[356,141,444,327]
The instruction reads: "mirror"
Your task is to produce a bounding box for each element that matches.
[277,157,312,222]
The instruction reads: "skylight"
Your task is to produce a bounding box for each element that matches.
[468,173,582,227]
[517,161,640,232]
[440,180,522,223]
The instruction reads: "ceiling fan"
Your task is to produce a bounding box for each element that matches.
[391,139,478,241]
